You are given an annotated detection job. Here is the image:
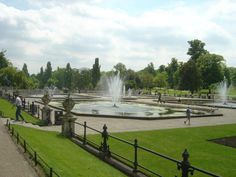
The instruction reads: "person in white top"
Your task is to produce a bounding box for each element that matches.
[15,95,25,121]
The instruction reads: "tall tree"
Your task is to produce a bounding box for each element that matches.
[143,62,155,75]
[91,58,101,88]
[187,39,208,61]
[22,63,29,77]
[113,62,127,78]
[0,50,10,69]
[197,53,225,90]
[166,58,179,88]
[179,60,201,94]
[64,63,73,90]
[44,61,52,86]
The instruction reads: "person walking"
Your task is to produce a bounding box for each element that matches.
[14,95,25,122]
[184,107,191,125]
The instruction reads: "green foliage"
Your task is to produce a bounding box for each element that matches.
[153,72,168,88]
[44,62,52,86]
[0,67,30,89]
[64,63,73,90]
[22,63,29,77]
[229,67,236,87]
[113,62,127,78]
[166,58,179,89]
[0,50,10,69]
[197,53,225,89]
[138,71,154,89]
[12,125,126,177]
[179,60,201,93]
[143,62,156,76]
[91,58,101,88]
[187,39,208,61]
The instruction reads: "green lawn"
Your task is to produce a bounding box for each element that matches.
[11,125,126,177]
[0,98,44,125]
[87,124,236,177]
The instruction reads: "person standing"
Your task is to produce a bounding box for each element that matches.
[14,95,25,122]
[184,107,191,125]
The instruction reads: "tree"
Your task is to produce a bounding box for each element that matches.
[143,62,155,75]
[44,62,52,86]
[179,60,201,94]
[124,69,140,89]
[113,62,127,78]
[138,72,154,89]
[153,72,168,88]
[64,63,73,90]
[229,67,236,87]
[77,69,92,90]
[38,67,44,88]
[197,53,225,90]
[91,58,101,88]
[22,63,29,77]
[158,65,166,73]
[187,39,208,61]
[166,58,179,88]
[0,50,10,69]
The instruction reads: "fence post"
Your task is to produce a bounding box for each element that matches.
[100,124,110,156]
[17,132,19,144]
[50,167,53,177]
[133,139,138,173]
[11,127,14,136]
[83,121,87,145]
[38,105,40,118]
[6,119,9,126]
[23,140,27,152]
[178,149,194,177]
[8,122,11,130]
[34,151,37,166]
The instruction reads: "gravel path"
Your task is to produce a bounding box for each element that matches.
[0,118,38,177]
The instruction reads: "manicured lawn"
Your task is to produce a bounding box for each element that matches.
[11,125,126,177]
[0,98,44,125]
[87,124,236,177]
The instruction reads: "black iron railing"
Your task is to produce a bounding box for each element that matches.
[5,119,60,177]
[73,121,221,177]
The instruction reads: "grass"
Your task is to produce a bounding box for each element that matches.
[11,125,126,177]
[0,98,44,125]
[87,124,236,177]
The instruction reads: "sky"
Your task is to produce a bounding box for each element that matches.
[0,0,236,74]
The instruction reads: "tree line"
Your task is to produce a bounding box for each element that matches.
[1,39,236,93]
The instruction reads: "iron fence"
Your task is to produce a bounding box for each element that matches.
[73,121,221,177]
[5,119,60,177]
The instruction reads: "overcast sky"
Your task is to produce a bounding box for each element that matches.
[0,0,236,74]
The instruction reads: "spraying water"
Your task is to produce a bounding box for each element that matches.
[107,73,123,107]
[218,78,228,105]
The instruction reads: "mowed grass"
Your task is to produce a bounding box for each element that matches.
[87,124,236,177]
[0,98,43,125]
[11,125,126,177]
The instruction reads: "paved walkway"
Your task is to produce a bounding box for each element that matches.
[0,118,38,177]
[4,107,236,135]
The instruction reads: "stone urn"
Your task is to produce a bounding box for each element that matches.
[41,92,52,125]
[61,94,76,137]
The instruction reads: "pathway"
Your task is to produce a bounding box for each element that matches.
[0,118,38,177]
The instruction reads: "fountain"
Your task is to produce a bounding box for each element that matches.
[107,73,123,107]
[218,79,228,105]
[204,78,236,109]
[49,73,215,118]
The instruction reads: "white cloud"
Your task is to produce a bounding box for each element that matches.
[0,0,236,74]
